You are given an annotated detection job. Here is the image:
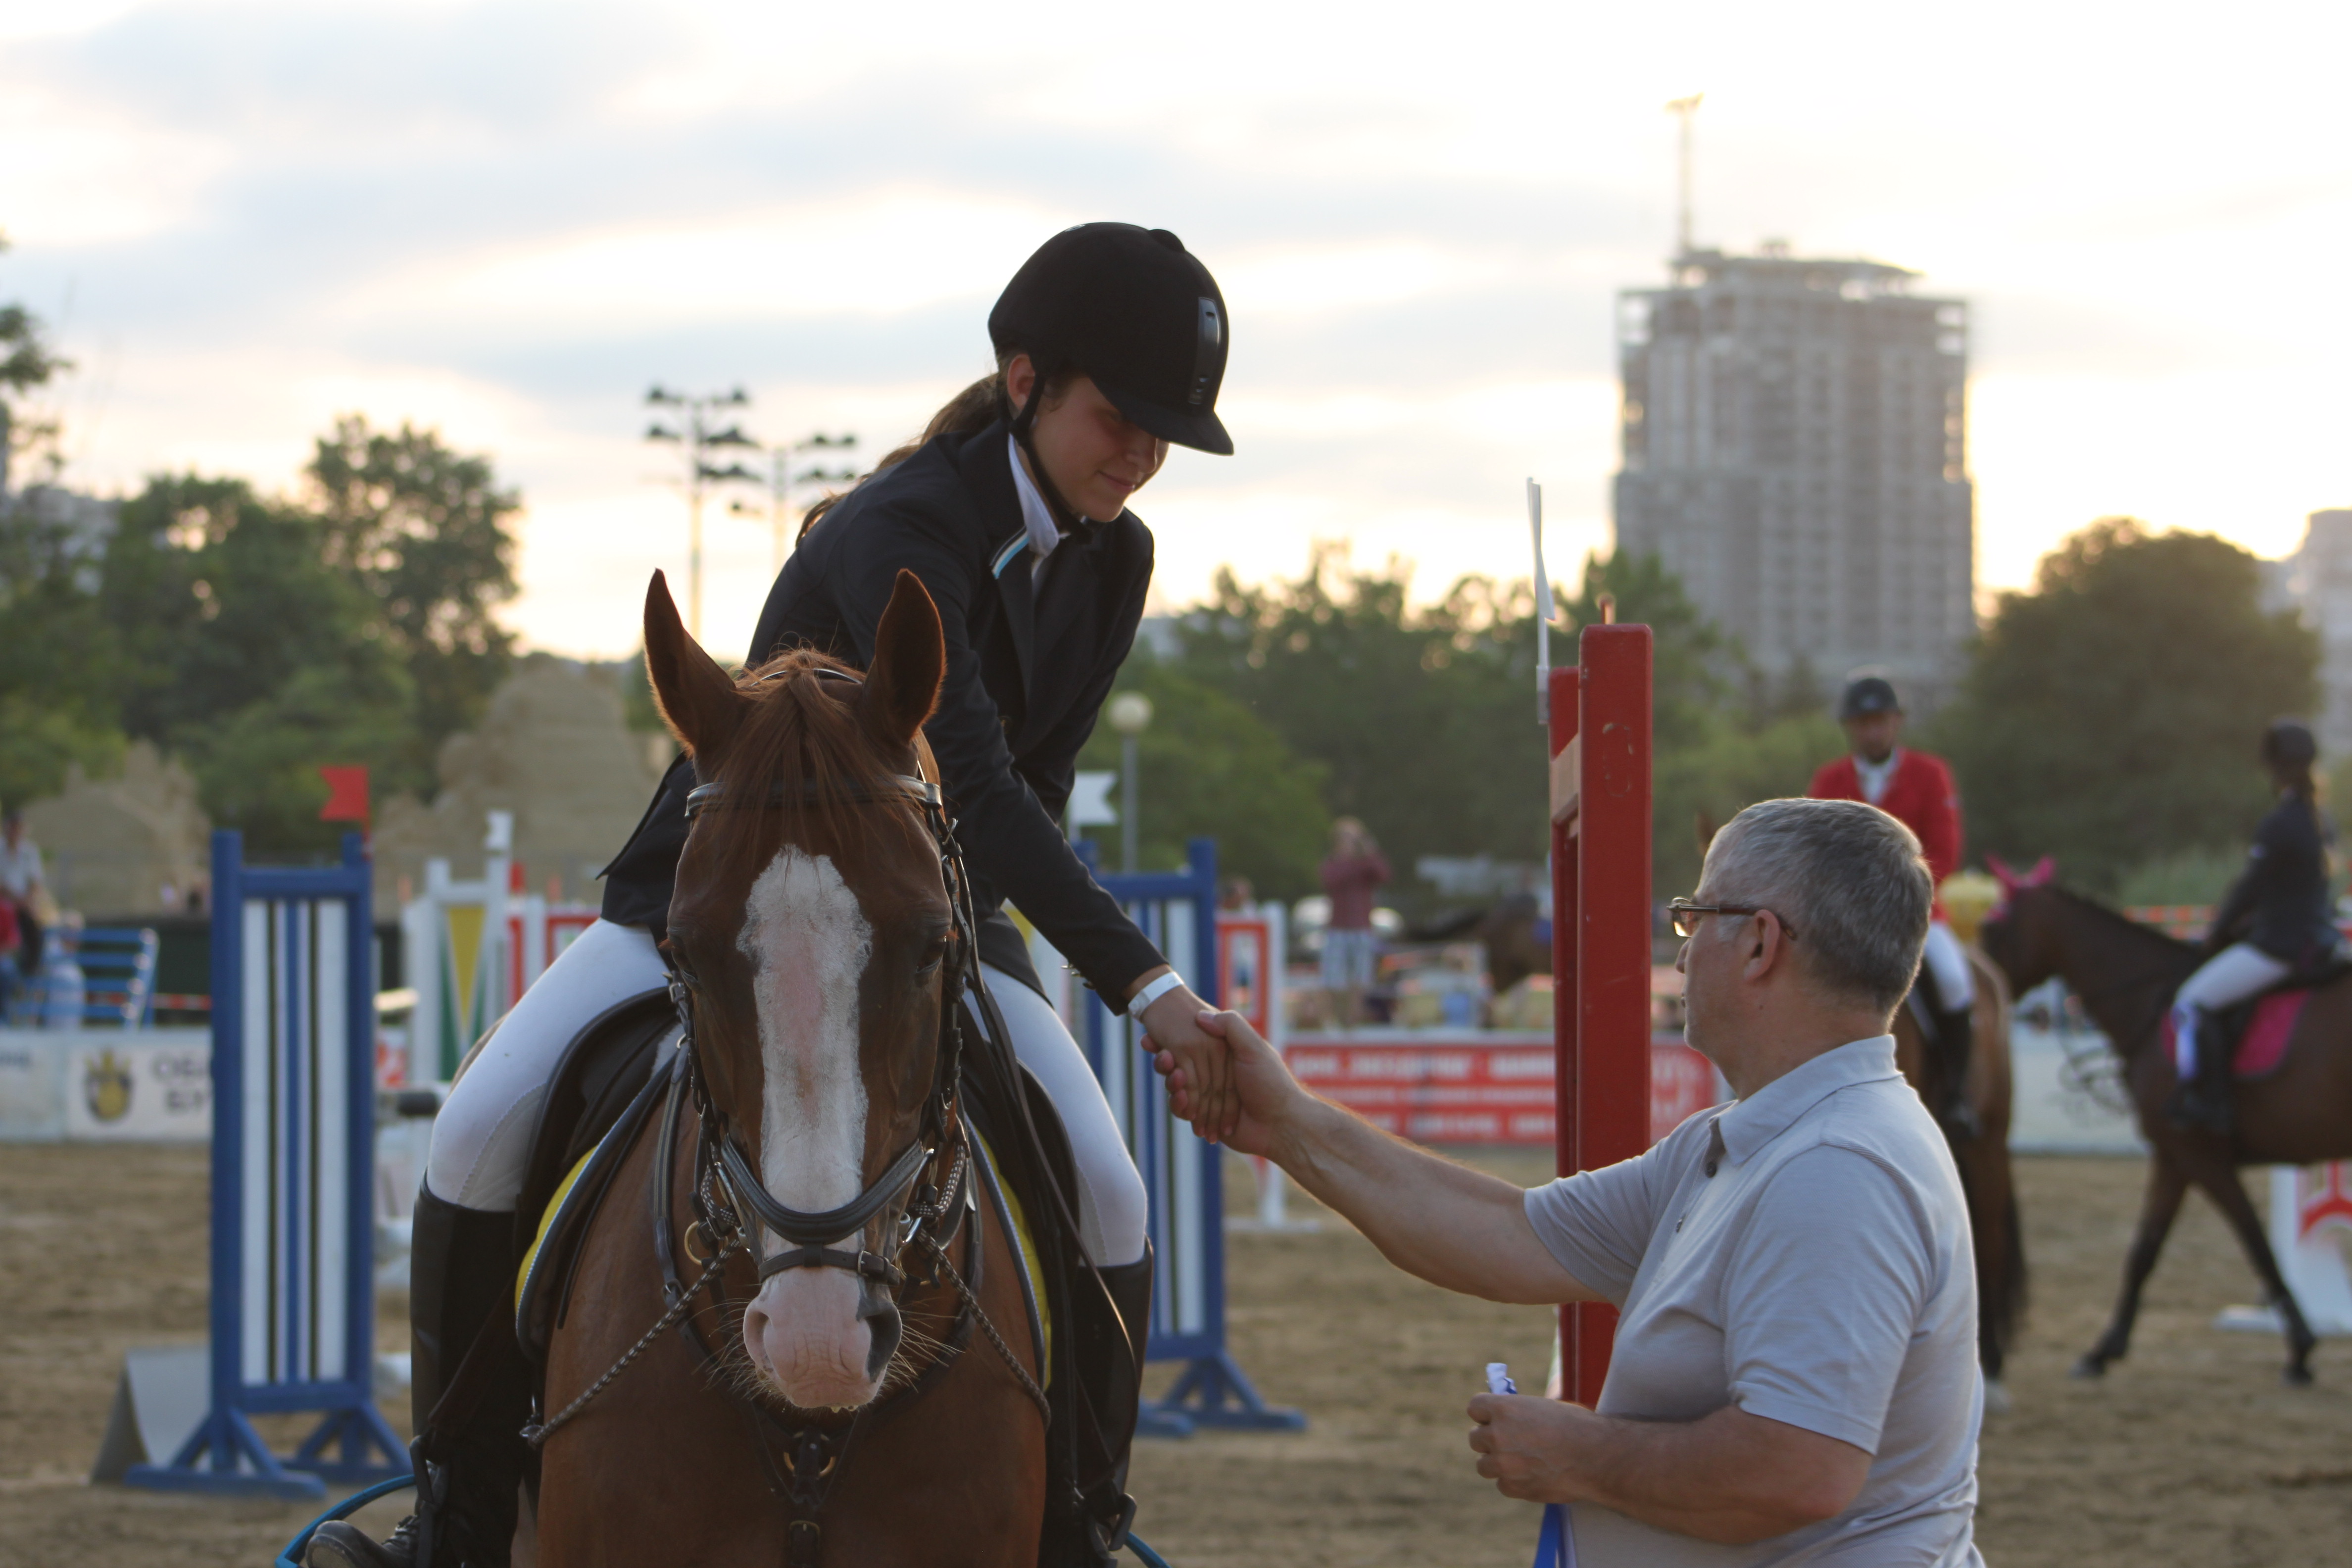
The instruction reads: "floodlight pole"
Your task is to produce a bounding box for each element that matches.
[645,385,758,640]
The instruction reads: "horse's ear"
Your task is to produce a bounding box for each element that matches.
[862,570,944,750]
[642,570,744,763]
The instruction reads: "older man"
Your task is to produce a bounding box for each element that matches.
[1180,798,1982,1566]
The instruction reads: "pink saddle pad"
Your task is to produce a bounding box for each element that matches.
[2162,990,2310,1080]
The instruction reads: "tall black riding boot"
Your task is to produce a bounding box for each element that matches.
[308,1189,528,1568]
[2167,1007,2235,1136]
[1931,1003,1981,1138]
[1072,1245,1154,1564]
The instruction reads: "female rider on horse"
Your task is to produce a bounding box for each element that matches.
[317,224,1238,1568]
[2169,718,2340,1135]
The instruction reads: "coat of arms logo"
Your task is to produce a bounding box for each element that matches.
[85,1048,134,1123]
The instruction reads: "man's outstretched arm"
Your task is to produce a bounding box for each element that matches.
[1176,1010,1599,1306]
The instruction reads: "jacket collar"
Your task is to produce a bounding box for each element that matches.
[962,425,1036,699]
[1711,1034,1901,1168]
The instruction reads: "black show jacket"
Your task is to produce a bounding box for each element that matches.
[599,421,1165,1003]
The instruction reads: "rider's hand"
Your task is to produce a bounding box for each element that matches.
[1132,975,1233,1141]
[1166,1008,1307,1159]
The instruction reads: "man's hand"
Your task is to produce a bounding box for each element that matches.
[1466,1393,1605,1504]
[1467,1396,1871,1546]
[1131,973,1233,1140]
[1161,1007,1313,1158]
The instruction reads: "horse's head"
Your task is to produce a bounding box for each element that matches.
[1976,854,2059,997]
[643,567,954,1412]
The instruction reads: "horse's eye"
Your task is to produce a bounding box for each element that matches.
[913,939,950,980]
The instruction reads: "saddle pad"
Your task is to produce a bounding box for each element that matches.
[513,1055,674,1360]
[973,1129,1052,1381]
[519,1147,596,1315]
[2161,989,2310,1081]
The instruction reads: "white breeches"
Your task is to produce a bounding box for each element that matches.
[2170,943,2291,1075]
[423,921,1149,1267]
[1919,920,1974,1010]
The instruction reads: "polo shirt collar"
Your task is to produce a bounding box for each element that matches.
[1006,434,1062,570]
[1711,1034,1901,1168]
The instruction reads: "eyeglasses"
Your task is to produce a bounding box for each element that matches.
[1667,897,1800,941]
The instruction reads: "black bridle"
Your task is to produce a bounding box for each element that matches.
[675,764,975,1299]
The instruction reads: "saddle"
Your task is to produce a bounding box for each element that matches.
[2176,945,2352,1082]
[500,980,1101,1568]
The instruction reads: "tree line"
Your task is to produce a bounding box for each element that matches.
[0,417,520,857]
[1074,520,2318,917]
[3,253,2314,900]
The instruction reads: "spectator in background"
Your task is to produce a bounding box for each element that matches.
[0,809,44,978]
[0,894,18,1018]
[1321,817,1390,1027]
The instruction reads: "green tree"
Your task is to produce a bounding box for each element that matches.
[0,501,128,806]
[0,233,71,489]
[98,473,417,853]
[1166,545,1550,919]
[1074,658,1331,900]
[305,416,520,774]
[1932,518,2316,892]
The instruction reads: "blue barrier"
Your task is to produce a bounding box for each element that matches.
[1081,838,1304,1435]
[125,830,405,1499]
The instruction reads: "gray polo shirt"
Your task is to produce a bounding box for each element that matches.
[1523,1035,1982,1567]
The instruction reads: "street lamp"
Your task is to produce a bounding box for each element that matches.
[1106,691,1153,873]
[645,383,759,639]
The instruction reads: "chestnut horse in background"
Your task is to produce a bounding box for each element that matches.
[534,571,1047,1566]
[1891,946,2025,1393]
[1979,873,2352,1386]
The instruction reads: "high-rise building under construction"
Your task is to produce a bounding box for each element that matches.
[1612,246,1975,706]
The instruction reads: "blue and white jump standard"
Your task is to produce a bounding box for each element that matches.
[125,830,406,1499]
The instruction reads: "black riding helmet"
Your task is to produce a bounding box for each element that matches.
[2262,718,2318,771]
[989,223,1233,458]
[1838,675,1902,722]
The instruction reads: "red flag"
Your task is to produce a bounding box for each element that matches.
[318,766,371,825]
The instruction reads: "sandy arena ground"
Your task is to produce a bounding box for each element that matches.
[3,1143,2350,1566]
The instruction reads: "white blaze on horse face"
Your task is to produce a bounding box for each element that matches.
[735,846,881,1408]
[738,847,873,1212]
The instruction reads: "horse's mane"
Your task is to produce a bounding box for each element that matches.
[694,647,902,869]
[2043,884,2199,957]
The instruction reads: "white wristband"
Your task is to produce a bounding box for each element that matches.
[1128,970,1186,1015]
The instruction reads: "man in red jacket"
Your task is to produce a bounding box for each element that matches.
[1810,677,1977,1133]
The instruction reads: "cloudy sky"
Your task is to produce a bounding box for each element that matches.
[2,0,2346,660]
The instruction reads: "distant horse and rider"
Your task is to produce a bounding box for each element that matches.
[1979,717,2349,1388]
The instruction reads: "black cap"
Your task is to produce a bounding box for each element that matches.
[2263,718,2318,769]
[1839,676,1902,721]
[989,224,1233,456]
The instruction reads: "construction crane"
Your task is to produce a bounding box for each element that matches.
[1665,94,1703,258]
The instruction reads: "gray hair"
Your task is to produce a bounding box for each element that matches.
[1698,797,1932,1015]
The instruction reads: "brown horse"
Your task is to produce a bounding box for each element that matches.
[1407,895,1552,1011]
[1890,947,2027,1393]
[1978,877,2342,1385]
[534,571,1047,1564]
